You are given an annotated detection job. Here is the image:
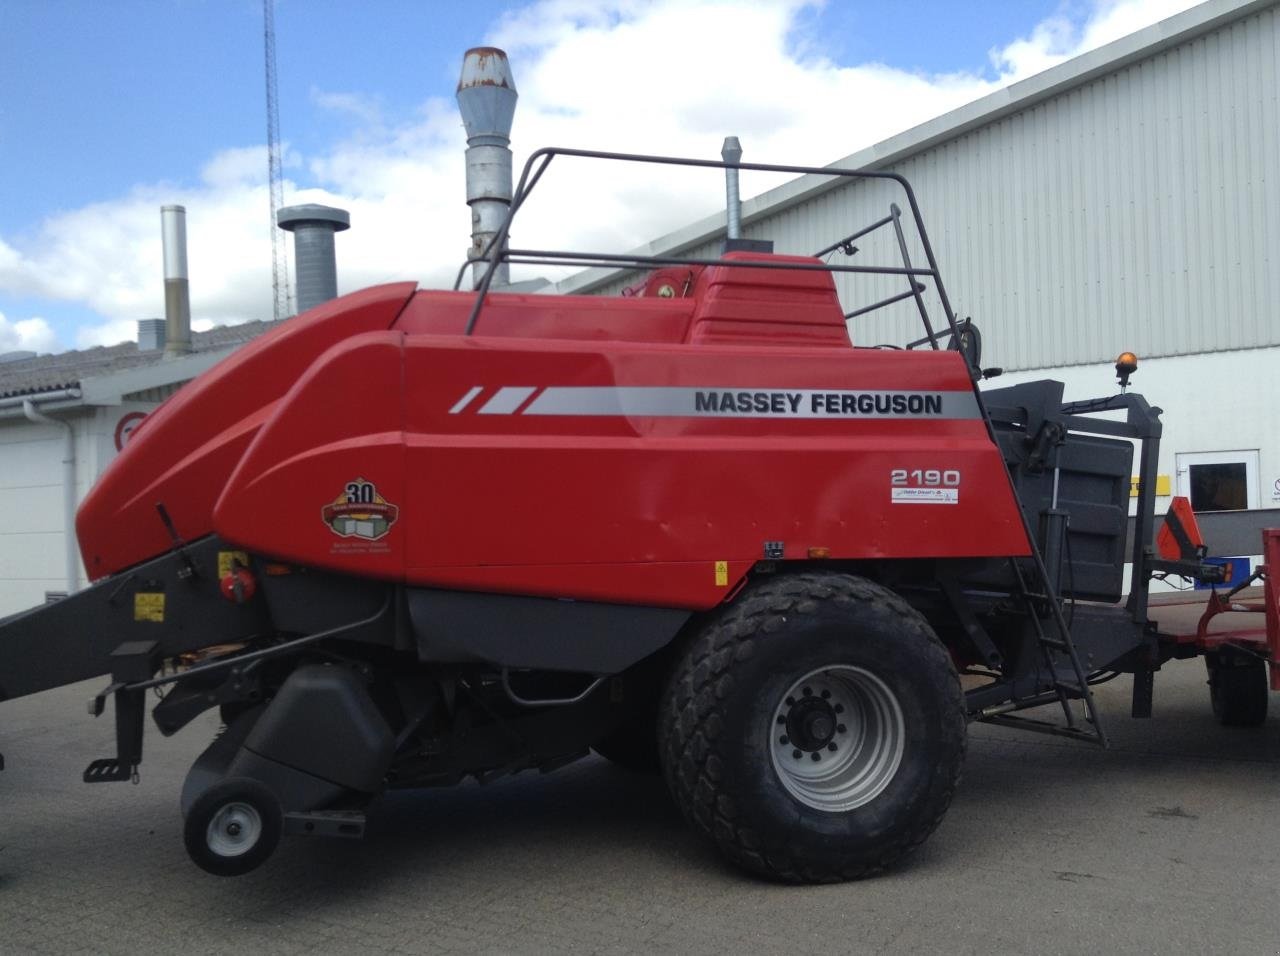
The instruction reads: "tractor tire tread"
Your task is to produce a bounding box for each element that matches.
[660,570,965,883]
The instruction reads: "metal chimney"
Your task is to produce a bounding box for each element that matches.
[276,203,350,314]
[721,137,743,240]
[161,205,192,356]
[457,47,517,289]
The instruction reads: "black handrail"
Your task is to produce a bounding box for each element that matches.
[456,146,960,346]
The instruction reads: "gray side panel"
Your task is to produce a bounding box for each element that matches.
[408,589,690,674]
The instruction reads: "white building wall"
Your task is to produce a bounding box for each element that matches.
[0,402,159,617]
[987,345,1280,513]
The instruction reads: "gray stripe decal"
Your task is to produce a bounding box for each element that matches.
[449,386,484,414]
[479,386,538,415]
[521,387,980,419]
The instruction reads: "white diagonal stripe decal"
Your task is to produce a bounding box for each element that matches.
[479,386,537,415]
[449,386,484,414]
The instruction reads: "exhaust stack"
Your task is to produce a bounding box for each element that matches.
[161,205,192,357]
[722,136,743,241]
[457,47,518,290]
[277,203,350,314]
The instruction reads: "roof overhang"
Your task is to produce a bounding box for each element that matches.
[0,345,240,420]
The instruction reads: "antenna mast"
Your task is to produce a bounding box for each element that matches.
[264,0,292,319]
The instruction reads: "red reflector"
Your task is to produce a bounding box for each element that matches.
[1157,496,1206,561]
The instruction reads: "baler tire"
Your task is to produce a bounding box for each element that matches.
[183,777,283,877]
[659,571,966,883]
[1207,656,1268,727]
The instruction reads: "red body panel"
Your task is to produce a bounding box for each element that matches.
[76,283,417,579]
[79,257,1032,609]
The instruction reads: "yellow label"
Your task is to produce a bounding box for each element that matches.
[714,560,729,586]
[217,550,250,578]
[1129,475,1172,497]
[134,592,165,623]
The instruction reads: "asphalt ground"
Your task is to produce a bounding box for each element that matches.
[1,659,1278,955]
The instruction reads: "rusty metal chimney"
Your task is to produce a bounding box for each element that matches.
[161,205,192,357]
[276,203,350,314]
[457,47,517,289]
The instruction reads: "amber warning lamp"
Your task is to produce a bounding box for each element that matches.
[1115,351,1138,391]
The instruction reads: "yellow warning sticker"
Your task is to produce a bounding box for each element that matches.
[715,561,729,586]
[217,550,250,578]
[134,592,165,623]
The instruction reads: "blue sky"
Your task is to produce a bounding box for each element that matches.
[0,0,1197,353]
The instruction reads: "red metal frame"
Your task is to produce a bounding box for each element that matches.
[1192,528,1279,689]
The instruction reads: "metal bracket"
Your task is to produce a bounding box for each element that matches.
[283,810,366,839]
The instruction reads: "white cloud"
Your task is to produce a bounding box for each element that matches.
[0,311,58,354]
[992,0,1203,79]
[0,0,1201,352]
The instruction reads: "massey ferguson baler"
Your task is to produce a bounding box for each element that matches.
[1,148,1276,879]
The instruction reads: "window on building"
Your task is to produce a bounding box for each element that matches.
[1176,451,1259,513]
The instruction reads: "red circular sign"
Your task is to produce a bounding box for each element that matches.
[114,411,148,452]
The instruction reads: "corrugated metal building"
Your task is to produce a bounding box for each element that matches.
[565,0,1277,370]
[559,0,1280,571]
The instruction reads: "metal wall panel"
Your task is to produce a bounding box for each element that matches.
[590,4,1279,373]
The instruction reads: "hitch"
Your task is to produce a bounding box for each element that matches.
[84,640,160,784]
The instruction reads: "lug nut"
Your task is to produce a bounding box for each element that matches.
[837,723,847,734]
[827,742,838,752]
[779,735,789,745]
[792,749,802,760]
[810,752,821,762]
[821,689,831,699]
[802,686,812,697]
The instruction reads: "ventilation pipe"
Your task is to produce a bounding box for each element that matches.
[457,47,518,290]
[161,205,193,357]
[722,136,743,240]
[276,204,350,314]
[137,318,165,351]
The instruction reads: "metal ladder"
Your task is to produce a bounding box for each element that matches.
[980,554,1109,746]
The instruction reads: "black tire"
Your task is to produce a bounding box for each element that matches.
[659,571,966,883]
[1207,655,1268,727]
[183,777,283,876]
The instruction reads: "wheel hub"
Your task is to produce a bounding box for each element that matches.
[206,801,263,858]
[784,697,838,750]
[769,665,905,812]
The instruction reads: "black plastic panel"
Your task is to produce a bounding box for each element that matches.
[244,664,394,793]
[408,589,690,674]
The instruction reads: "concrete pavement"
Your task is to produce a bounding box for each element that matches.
[1,658,1277,955]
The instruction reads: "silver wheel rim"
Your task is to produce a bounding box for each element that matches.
[206,801,262,858]
[769,665,905,812]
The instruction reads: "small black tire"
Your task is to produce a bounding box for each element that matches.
[1207,656,1268,727]
[659,571,966,883]
[183,777,283,876]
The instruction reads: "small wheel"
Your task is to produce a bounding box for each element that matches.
[183,777,283,876]
[660,571,965,883]
[1207,656,1268,727]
